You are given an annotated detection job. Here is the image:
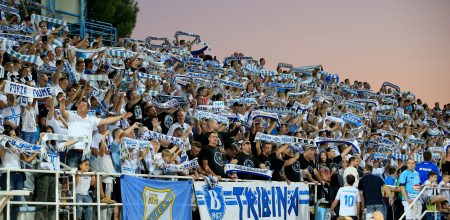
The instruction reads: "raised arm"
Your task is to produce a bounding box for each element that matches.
[58,96,70,120]
[98,112,132,126]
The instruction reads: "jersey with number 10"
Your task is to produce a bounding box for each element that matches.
[335,186,360,217]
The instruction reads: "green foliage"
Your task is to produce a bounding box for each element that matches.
[88,0,139,37]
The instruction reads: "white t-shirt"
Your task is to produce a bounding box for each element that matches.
[1,105,21,127]
[335,186,360,217]
[343,166,359,187]
[39,143,65,171]
[76,175,91,195]
[21,107,37,132]
[122,158,139,175]
[67,112,101,150]
[46,115,68,135]
[0,149,21,172]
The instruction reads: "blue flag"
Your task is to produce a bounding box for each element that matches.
[121,175,192,220]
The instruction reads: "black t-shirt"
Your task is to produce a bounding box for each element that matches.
[125,100,144,124]
[257,153,285,181]
[442,161,450,175]
[236,152,260,180]
[283,155,302,182]
[330,155,343,187]
[299,154,316,174]
[358,173,385,205]
[200,146,224,177]
[142,116,157,131]
[157,112,172,135]
[187,150,199,161]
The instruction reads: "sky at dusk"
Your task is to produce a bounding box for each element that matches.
[132,0,450,105]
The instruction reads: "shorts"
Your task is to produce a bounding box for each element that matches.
[402,200,422,220]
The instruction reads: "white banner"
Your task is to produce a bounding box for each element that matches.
[194,181,310,220]
[4,80,52,98]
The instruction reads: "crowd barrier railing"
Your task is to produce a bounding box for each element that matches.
[398,185,450,220]
[0,168,321,220]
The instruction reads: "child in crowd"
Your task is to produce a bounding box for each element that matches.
[331,174,361,220]
[75,159,96,220]
[154,149,176,175]
[439,172,450,203]
[421,171,447,211]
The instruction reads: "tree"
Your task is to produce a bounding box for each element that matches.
[87,0,139,38]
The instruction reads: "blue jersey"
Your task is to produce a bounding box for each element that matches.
[399,169,421,200]
[415,161,441,184]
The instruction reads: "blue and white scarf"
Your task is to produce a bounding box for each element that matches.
[142,130,187,161]
[174,31,201,43]
[31,14,67,26]
[78,74,109,81]
[218,79,244,89]
[3,41,44,66]
[137,72,162,81]
[247,110,279,126]
[256,106,295,115]
[224,164,272,179]
[4,80,52,98]
[223,56,253,64]
[123,137,151,149]
[0,23,24,32]
[314,137,360,154]
[265,82,296,89]
[0,135,43,153]
[392,153,408,161]
[345,101,365,111]
[341,113,363,127]
[382,81,400,93]
[163,158,199,172]
[193,110,229,125]
[196,105,226,113]
[0,33,34,43]
[351,98,379,107]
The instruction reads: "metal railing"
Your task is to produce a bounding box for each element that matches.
[0,168,321,220]
[398,185,449,220]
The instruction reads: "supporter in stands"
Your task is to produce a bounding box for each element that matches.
[358,164,388,220]
[416,151,441,184]
[399,158,421,220]
[331,174,361,220]
[0,4,448,219]
[75,159,95,220]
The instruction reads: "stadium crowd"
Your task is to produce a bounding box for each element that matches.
[0,1,449,220]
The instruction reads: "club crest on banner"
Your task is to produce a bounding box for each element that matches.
[142,187,176,220]
[203,185,226,220]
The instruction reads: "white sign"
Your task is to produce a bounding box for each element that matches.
[194,181,310,220]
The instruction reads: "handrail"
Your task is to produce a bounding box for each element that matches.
[0,168,321,220]
[398,185,450,220]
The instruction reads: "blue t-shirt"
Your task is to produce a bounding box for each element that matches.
[415,161,441,184]
[110,140,122,173]
[399,169,421,200]
[385,176,396,186]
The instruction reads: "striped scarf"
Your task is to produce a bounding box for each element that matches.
[137,72,162,81]
[174,31,201,43]
[224,164,272,179]
[163,158,199,172]
[108,48,136,58]
[193,110,229,125]
[0,23,25,32]
[31,14,67,26]
[78,74,109,81]
[0,33,34,43]
[0,135,43,153]
[314,137,361,154]
[3,40,43,65]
